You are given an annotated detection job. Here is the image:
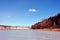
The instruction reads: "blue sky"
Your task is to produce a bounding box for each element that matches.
[0,0,60,26]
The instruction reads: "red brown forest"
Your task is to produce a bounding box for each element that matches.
[31,13,60,29]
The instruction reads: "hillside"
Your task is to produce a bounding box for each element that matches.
[31,13,60,29]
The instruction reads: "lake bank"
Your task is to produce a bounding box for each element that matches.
[0,27,60,32]
[32,28,60,32]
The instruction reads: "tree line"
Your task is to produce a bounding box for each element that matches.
[31,13,60,29]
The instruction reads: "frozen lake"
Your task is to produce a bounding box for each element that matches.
[0,30,60,40]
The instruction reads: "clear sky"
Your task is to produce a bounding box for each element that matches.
[0,0,60,26]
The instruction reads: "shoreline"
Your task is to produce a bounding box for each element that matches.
[33,28,60,32]
[0,28,60,32]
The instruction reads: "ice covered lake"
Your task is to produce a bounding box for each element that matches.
[0,30,60,40]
